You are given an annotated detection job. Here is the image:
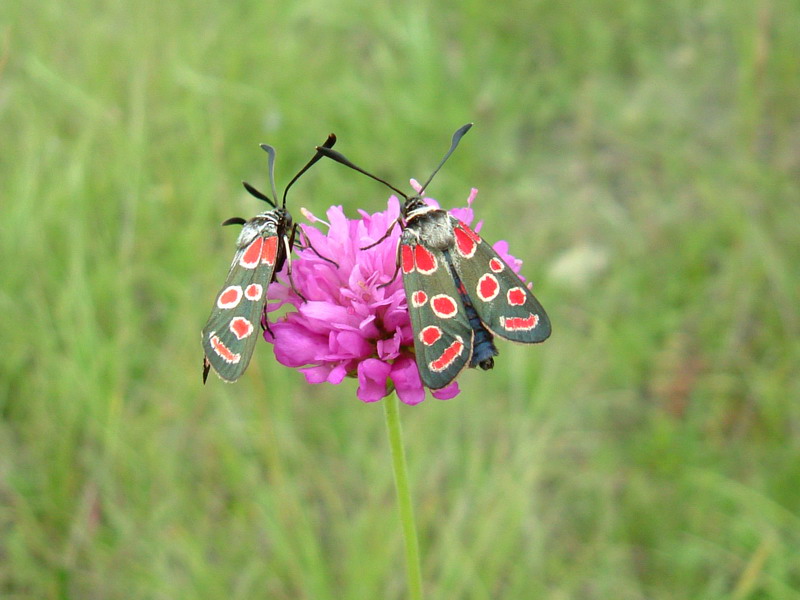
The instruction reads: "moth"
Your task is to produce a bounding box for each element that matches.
[316,124,550,389]
[201,134,336,383]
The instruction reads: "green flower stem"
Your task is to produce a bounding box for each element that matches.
[384,393,423,600]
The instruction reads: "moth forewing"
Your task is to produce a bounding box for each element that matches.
[446,217,551,344]
[201,212,285,382]
[399,229,474,389]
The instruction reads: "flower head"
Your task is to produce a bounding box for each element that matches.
[264,187,524,405]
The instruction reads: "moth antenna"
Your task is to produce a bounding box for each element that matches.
[242,181,277,208]
[417,123,473,195]
[282,133,337,207]
[259,144,281,205]
[316,146,409,200]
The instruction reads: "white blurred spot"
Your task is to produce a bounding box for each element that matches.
[548,244,609,289]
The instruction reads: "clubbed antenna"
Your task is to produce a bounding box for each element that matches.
[242,135,337,208]
[417,123,472,195]
[242,145,279,207]
[315,123,473,199]
[242,180,276,207]
[261,144,280,205]
[315,146,409,200]
[282,134,337,207]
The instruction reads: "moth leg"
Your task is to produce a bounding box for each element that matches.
[261,303,275,337]
[377,240,402,289]
[361,218,401,250]
[283,230,308,303]
[202,356,211,384]
[296,227,338,267]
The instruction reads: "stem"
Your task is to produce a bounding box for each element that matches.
[383,393,423,600]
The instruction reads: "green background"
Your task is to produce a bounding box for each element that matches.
[2,0,799,597]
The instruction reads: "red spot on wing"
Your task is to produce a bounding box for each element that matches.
[457,221,481,243]
[429,338,465,372]
[245,283,263,301]
[261,236,278,265]
[501,313,539,331]
[477,274,500,302]
[431,294,458,318]
[454,226,477,258]
[419,325,443,346]
[217,285,243,309]
[401,244,415,274]
[414,245,437,274]
[240,238,264,269]
[230,317,254,340]
[411,290,428,307]
[507,287,526,306]
[210,334,241,364]
[489,258,504,273]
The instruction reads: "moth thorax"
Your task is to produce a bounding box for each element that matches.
[237,213,279,246]
[404,198,436,220]
[409,209,455,250]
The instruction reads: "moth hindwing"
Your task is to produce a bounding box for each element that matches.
[400,210,551,389]
[316,124,550,390]
[201,134,337,383]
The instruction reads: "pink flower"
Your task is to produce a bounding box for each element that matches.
[264,187,525,405]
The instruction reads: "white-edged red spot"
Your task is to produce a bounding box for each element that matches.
[217,285,243,309]
[261,236,278,265]
[209,333,241,364]
[429,338,465,372]
[476,274,500,302]
[430,294,458,319]
[414,245,437,274]
[244,283,263,301]
[240,238,264,269]
[230,316,254,340]
[507,287,527,306]
[457,221,481,243]
[489,258,504,273]
[500,313,540,332]
[401,244,415,274]
[411,290,428,308]
[454,226,478,258]
[419,325,443,346]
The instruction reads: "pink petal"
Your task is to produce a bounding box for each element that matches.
[356,359,392,403]
[301,364,348,384]
[329,330,373,359]
[300,301,354,323]
[389,357,427,405]
[449,207,473,224]
[272,322,326,367]
[431,382,460,400]
[377,331,402,360]
[300,365,333,384]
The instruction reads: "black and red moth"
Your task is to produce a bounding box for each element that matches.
[316,124,551,390]
[201,134,336,383]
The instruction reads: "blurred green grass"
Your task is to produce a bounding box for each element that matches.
[2,0,799,598]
